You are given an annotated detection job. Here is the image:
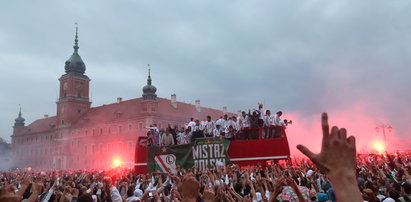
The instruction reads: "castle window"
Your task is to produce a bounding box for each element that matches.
[100,128,103,135]
[152,107,156,111]
[128,124,132,131]
[143,107,147,112]
[108,127,111,134]
[61,119,65,125]
[84,145,87,154]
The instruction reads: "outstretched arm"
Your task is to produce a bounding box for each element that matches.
[297,113,362,202]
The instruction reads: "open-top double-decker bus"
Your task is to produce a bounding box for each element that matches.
[134,126,290,174]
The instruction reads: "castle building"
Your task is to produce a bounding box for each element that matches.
[10,28,231,169]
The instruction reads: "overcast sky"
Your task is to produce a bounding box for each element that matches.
[1,1,410,151]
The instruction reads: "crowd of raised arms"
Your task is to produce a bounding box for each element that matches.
[145,104,292,146]
[1,113,410,202]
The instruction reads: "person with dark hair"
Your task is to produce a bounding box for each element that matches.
[400,182,411,202]
[238,111,250,129]
[204,115,215,138]
[78,193,93,202]
[160,128,175,146]
[188,117,195,132]
[191,120,205,141]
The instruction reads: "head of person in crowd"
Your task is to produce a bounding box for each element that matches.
[165,128,170,135]
[195,120,200,126]
[277,111,283,117]
[232,116,237,122]
[190,117,194,122]
[224,114,228,120]
[216,124,221,130]
[242,111,247,117]
[258,103,263,109]
[185,128,191,134]
[266,110,271,116]
[207,115,211,122]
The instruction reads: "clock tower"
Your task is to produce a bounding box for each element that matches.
[56,26,91,126]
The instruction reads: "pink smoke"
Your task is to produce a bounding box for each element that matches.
[283,101,411,157]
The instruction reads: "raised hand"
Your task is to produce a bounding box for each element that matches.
[297,113,356,176]
[296,112,362,202]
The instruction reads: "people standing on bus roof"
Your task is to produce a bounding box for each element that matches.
[160,128,175,146]
[231,116,240,131]
[213,124,223,138]
[145,124,159,133]
[204,115,215,137]
[273,111,283,126]
[147,129,159,146]
[188,118,195,132]
[238,111,250,129]
[224,125,235,140]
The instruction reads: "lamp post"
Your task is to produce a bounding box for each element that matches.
[375,124,393,151]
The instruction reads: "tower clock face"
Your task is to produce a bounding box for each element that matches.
[63,82,68,90]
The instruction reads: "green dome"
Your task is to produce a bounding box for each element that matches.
[65,52,86,75]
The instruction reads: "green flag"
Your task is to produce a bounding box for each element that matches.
[147,138,231,173]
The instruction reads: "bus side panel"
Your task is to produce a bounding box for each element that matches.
[134,139,148,174]
[228,138,290,161]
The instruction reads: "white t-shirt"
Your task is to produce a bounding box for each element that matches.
[188,121,196,131]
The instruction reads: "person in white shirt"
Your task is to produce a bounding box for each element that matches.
[191,120,205,141]
[188,118,196,132]
[273,111,282,126]
[263,110,275,139]
[218,114,229,131]
[257,103,265,120]
[213,124,223,138]
[231,116,240,131]
[177,129,191,144]
[224,125,235,140]
[204,115,215,137]
[273,111,283,138]
[145,124,159,133]
[238,111,250,129]
[160,129,175,146]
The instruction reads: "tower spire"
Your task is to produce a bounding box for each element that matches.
[74,22,79,53]
[14,104,25,127]
[64,22,86,75]
[18,104,22,117]
[147,64,152,85]
[142,64,157,100]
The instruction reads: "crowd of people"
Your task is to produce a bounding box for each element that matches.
[1,113,410,202]
[146,104,291,146]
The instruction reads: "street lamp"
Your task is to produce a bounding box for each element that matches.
[375,124,393,151]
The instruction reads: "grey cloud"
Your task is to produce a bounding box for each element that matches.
[1,0,411,141]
